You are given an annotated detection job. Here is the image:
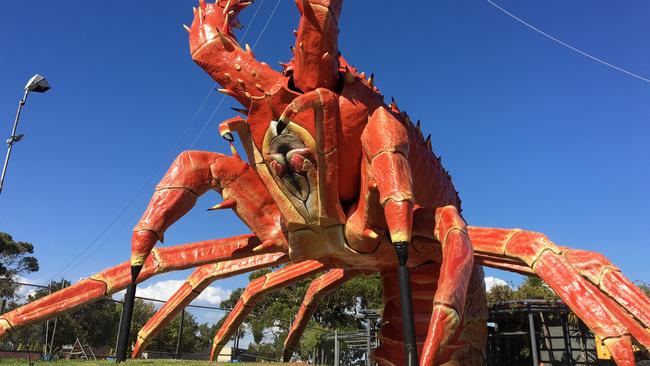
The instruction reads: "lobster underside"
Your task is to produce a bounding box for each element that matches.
[1,1,648,365]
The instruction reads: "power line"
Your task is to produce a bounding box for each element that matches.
[487,0,650,84]
[252,0,282,50]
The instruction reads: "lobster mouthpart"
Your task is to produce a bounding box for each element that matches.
[266,124,317,202]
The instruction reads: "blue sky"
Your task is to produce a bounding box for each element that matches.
[1,0,649,306]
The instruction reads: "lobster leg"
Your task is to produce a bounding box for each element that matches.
[0,234,280,338]
[132,253,288,358]
[282,269,358,361]
[292,0,342,92]
[420,206,474,366]
[188,0,283,106]
[439,265,488,366]
[468,227,650,366]
[563,248,650,329]
[210,261,327,360]
[362,106,418,364]
[132,149,286,269]
[361,106,414,245]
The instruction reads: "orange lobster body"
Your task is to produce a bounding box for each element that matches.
[1,1,648,365]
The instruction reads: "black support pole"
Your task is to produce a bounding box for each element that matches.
[394,243,419,366]
[116,265,141,362]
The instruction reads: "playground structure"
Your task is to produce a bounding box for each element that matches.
[0,1,649,365]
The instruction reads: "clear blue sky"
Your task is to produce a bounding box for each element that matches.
[1,0,649,301]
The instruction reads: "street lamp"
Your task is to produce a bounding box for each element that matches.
[0,74,51,197]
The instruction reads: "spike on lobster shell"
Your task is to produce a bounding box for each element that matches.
[208,199,236,211]
[217,88,237,97]
[222,0,232,15]
[231,107,249,116]
[344,67,355,84]
[390,97,400,113]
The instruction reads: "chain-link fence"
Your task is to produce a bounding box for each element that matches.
[6,280,636,365]
[0,280,277,361]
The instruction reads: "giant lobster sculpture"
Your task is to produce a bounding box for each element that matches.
[1,1,649,365]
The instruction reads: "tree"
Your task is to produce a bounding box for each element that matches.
[637,281,650,298]
[487,283,515,307]
[0,232,39,297]
[486,276,560,306]
[513,277,559,301]
[219,268,382,362]
[0,279,119,353]
[126,297,213,356]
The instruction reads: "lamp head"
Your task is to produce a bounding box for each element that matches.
[24,74,51,93]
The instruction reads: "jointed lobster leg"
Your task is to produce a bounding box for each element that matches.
[210,261,327,360]
[468,227,650,366]
[563,248,650,328]
[361,106,415,244]
[188,0,284,106]
[132,149,286,269]
[132,253,288,358]
[292,0,342,92]
[0,234,277,338]
[420,206,474,366]
[282,269,358,361]
[362,106,418,364]
[440,265,488,366]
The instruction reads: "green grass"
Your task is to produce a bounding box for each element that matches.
[0,361,294,366]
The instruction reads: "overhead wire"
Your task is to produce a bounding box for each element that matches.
[487,0,650,84]
[50,0,280,281]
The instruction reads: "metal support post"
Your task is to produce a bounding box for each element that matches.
[561,314,574,364]
[334,330,339,366]
[175,308,185,359]
[366,318,372,366]
[0,90,28,197]
[527,304,539,366]
[394,243,419,366]
[44,284,52,356]
[232,327,240,361]
[116,266,141,362]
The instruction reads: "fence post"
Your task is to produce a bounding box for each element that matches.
[527,304,539,366]
[334,330,339,366]
[232,327,240,362]
[366,318,372,366]
[560,314,574,364]
[115,301,124,357]
[44,283,52,356]
[175,308,185,359]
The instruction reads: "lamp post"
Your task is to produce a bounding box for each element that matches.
[0,74,51,197]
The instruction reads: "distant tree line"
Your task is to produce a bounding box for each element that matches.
[1,278,217,356]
